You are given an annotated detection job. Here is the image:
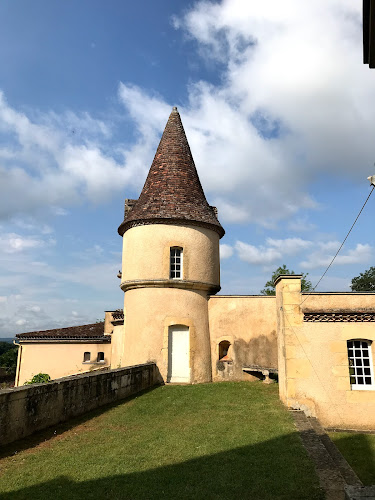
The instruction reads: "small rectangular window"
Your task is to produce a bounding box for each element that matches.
[170,247,183,279]
[97,352,105,362]
[83,352,90,362]
[347,340,375,390]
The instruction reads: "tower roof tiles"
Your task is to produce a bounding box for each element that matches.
[118,107,224,237]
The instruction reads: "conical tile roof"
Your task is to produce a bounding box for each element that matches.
[118,107,224,237]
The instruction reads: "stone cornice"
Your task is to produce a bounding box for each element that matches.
[118,217,224,238]
[274,274,303,286]
[120,278,220,294]
[111,320,124,326]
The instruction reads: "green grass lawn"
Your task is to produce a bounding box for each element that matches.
[329,432,375,485]
[0,382,322,499]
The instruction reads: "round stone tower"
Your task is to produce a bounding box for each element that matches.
[116,107,225,383]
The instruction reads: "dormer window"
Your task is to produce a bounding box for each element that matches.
[170,247,183,279]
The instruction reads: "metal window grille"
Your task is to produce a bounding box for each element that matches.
[347,340,374,390]
[170,247,182,279]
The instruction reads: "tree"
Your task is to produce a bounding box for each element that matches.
[351,266,375,291]
[0,347,18,374]
[260,264,313,295]
[0,342,14,357]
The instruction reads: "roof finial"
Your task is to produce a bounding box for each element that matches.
[172,106,178,112]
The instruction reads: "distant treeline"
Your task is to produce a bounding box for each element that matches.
[0,342,18,375]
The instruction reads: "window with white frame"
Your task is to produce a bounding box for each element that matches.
[347,340,375,390]
[170,247,183,279]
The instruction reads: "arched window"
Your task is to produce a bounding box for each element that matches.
[347,340,374,390]
[170,247,183,279]
[219,340,231,360]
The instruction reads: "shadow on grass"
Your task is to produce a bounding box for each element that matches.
[0,433,324,500]
[332,433,375,485]
[0,386,160,461]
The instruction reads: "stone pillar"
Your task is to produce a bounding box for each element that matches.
[275,275,303,406]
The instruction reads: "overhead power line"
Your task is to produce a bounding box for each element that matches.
[300,182,375,306]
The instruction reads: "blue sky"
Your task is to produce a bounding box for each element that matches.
[1,0,375,336]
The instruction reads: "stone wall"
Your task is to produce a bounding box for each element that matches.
[275,275,375,430]
[208,295,277,381]
[0,363,161,446]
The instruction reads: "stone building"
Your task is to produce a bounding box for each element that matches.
[14,107,375,430]
[15,107,277,386]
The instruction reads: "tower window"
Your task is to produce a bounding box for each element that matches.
[83,352,90,362]
[347,340,375,390]
[97,352,105,362]
[170,247,183,279]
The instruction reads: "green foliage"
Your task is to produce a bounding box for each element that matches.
[24,373,51,385]
[351,266,375,292]
[0,348,18,373]
[260,264,313,295]
[0,342,14,357]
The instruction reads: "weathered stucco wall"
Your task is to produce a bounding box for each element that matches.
[276,276,375,430]
[121,224,220,286]
[110,323,125,369]
[0,363,160,446]
[122,287,212,384]
[301,292,375,311]
[16,342,112,386]
[208,296,277,381]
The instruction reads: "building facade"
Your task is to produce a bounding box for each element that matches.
[14,108,375,430]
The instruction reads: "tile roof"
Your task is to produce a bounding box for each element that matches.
[118,107,224,237]
[16,323,111,341]
[112,310,124,321]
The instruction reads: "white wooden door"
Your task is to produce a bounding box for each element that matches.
[168,325,190,383]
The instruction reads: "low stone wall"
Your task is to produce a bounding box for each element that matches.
[0,363,160,446]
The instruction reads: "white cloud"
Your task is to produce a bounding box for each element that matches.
[52,207,69,216]
[267,237,313,255]
[235,240,282,265]
[0,91,141,219]
[220,244,233,259]
[1,1,374,229]
[0,233,45,253]
[288,217,316,232]
[0,244,122,336]
[27,305,41,313]
[12,218,53,235]
[235,236,313,266]
[301,243,372,269]
[167,1,374,225]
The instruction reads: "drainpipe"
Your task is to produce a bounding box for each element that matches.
[14,341,22,387]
